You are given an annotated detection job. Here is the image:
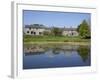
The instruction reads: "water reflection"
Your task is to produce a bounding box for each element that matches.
[23,44,90,69]
[77,46,90,62]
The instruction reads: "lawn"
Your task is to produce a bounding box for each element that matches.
[23,35,90,44]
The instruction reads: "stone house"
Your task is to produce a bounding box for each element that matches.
[62,28,79,36]
[24,24,79,36]
[24,27,45,36]
[24,24,50,36]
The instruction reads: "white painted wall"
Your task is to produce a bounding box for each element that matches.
[0,0,100,80]
[24,28,45,35]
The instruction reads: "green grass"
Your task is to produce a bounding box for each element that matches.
[23,35,90,43]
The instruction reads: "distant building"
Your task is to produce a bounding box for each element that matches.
[24,24,50,36]
[24,24,79,36]
[62,28,79,36]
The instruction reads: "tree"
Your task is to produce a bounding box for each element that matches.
[77,25,81,32]
[51,27,62,36]
[43,31,51,36]
[78,20,91,39]
[77,46,90,62]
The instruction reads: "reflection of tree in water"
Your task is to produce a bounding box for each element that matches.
[24,44,90,60]
[52,48,60,54]
[77,46,90,62]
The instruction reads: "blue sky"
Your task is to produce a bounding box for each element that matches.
[23,10,91,28]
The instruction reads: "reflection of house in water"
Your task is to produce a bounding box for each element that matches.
[24,46,45,53]
[61,45,79,51]
[25,52,45,56]
[24,45,45,56]
[24,45,80,57]
[24,45,90,61]
[45,50,55,58]
[24,44,90,64]
[62,50,77,57]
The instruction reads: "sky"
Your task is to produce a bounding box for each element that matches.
[23,10,91,28]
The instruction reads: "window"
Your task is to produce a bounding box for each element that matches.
[27,31,29,33]
[39,32,42,35]
[34,32,36,35]
[72,32,73,35]
[31,31,33,34]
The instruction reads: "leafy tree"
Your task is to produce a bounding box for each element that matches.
[77,25,81,32]
[77,46,90,62]
[78,20,91,39]
[43,31,51,36]
[51,27,62,36]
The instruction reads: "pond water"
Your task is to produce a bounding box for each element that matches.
[23,44,91,69]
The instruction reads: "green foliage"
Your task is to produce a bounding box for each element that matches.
[43,31,51,36]
[77,46,90,62]
[51,27,62,36]
[23,35,90,43]
[77,25,80,32]
[78,20,91,39]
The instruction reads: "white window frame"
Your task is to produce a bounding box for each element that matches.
[11,1,97,78]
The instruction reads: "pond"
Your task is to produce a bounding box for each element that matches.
[23,44,91,69]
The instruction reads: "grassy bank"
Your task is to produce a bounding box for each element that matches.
[23,35,90,45]
[24,42,90,46]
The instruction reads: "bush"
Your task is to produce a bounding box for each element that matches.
[78,20,91,39]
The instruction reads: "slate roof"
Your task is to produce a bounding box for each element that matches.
[25,24,49,29]
[25,24,77,31]
[62,28,77,31]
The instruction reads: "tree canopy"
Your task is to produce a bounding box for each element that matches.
[51,27,62,36]
[77,20,91,39]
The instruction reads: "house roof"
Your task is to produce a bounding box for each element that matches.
[62,28,77,31]
[25,24,49,29]
[25,24,77,31]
